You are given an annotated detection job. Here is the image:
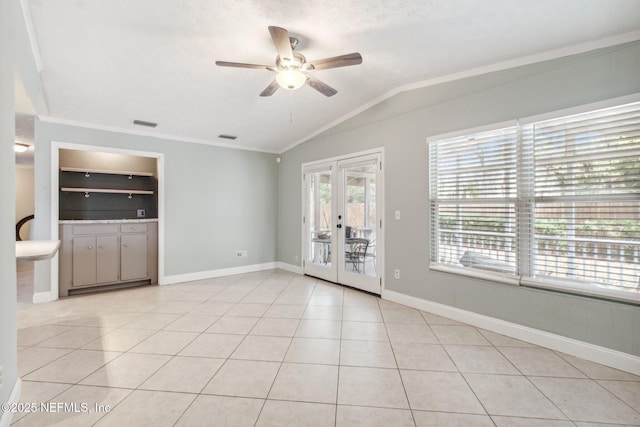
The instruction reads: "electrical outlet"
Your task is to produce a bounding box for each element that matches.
[395,210,401,220]
[136,209,146,218]
[295,255,299,262]
[242,250,248,257]
[236,251,243,257]
[394,269,400,279]
[236,250,248,257]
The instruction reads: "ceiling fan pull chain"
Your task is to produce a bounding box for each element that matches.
[289,91,294,124]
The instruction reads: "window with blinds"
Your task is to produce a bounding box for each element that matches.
[527,103,640,296]
[429,126,520,281]
[429,100,640,302]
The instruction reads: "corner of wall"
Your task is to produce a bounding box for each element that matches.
[0,379,22,427]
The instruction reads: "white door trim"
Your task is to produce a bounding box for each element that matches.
[301,147,385,295]
[48,141,164,301]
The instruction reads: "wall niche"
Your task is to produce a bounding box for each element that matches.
[59,149,158,220]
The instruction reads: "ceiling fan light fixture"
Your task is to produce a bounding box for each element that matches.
[276,69,306,90]
[216,26,362,97]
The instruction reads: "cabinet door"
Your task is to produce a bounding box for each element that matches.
[97,235,119,283]
[121,234,148,281]
[72,236,97,286]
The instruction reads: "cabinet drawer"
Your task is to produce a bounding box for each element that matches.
[73,224,119,235]
[121,223,148,233]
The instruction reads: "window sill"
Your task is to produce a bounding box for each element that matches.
[429,263,640,305]
[429,263,520,286]
[520,276,640,306]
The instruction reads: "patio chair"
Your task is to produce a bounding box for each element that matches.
[345,238,369,273]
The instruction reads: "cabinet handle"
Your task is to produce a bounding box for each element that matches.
[87,246,93,249]
[123,244,129,248]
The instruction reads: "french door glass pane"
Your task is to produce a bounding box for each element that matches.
[307,170,332,267]
[343,162,377,277]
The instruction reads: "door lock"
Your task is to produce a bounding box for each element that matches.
[337,224,342,229]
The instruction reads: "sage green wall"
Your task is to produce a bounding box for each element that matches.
[279,41,640,356]
[34,121,279,292]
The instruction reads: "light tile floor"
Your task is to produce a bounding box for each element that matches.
[11,269,640,426]
[16,262,34,309]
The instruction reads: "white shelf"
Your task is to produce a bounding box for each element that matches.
[16,240,61,261]
[61,187,154,195]
[60,167,154,177]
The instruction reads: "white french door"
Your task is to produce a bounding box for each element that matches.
[303,151,383,295]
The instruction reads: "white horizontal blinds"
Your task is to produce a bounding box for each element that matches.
[516,123,535,279]
[429,127,519,275]
[531,102,640,293]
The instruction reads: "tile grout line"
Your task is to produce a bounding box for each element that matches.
[377,298,418,427]
[437,331,496,425]
[239,272,307,427]
[334,285,347,427]
[93,271,268,425]
[489,344,581,422]
[19,269,638,425]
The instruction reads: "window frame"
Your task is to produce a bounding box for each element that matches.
[427,94,640,304]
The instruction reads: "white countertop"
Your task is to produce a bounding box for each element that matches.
[16,240,61,261]
[59,218,158,224]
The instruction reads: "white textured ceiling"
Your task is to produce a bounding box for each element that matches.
[25,0,640,153]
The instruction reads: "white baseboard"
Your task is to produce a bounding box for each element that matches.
[32,290,56,304]
[0,378,21,427]
[383,289,640,376]
[160,262,279,285]
[276,262,303,275]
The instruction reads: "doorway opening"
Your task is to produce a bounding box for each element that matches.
[302,150,384,295]
[15,113,36,308]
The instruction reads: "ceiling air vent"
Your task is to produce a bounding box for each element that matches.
[132,119,158,128]
[218,134,237,140]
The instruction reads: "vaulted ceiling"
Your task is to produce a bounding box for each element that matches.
[22,0,640,153]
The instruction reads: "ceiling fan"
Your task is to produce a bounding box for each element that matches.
[216,26,362,97]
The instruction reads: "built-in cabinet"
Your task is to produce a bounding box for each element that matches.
[72,234,119,286]
[59,221,158,296]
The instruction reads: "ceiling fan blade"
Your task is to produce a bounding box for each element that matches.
[215,61,275,71]
[268,26,294,61]
[306,76,337,97]
[307,53,362,70]
[260,80,280,97]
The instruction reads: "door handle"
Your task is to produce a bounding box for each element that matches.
[337,224,342,229]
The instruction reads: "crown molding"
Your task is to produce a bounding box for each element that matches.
[19,0,42,73]
[37,116,279,154]
[278,30,640,154]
